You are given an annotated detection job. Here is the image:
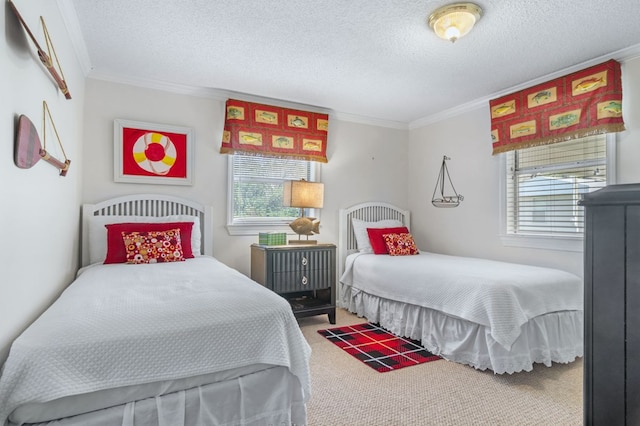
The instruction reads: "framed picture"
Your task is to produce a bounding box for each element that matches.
[114,119,194,185]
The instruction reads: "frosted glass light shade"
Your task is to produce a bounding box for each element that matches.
[428,3,482,43]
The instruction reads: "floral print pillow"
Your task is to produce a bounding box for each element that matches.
[122,228,185,264]
[383,233,419,256]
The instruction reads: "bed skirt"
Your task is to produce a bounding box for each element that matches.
[340,283,583,374]
[9,366,306,426]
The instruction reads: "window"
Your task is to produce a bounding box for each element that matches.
[501,133,615,250]
[227,154,320,235]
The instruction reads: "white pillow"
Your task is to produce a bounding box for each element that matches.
[351,218,403,253]
[165,215,201,256]
[88,214,201,265]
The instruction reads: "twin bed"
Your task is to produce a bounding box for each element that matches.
[338,202,583,374]
[0,196,584,425]
[0,194,311,426]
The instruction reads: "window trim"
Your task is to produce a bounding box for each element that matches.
[498,133,616,252]
[225,155,322,236]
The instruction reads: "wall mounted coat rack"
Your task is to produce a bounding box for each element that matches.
[8,0,71,99]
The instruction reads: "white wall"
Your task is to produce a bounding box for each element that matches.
[0,0,85,360]
[5,1,636,365]
[321,119,409,245]
[617,57,640,184]
[81,79,409,276]
[407,56,640,278]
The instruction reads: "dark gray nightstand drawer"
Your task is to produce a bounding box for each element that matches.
[272,268,333,293]
[269,248,333,273]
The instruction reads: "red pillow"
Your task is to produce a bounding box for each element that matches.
[366,227,409,254]
[104,222,194,264]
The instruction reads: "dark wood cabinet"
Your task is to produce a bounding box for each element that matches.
[251,243,336,324]
[581,183,640,425]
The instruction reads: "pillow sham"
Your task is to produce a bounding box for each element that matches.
[352,218,404,253]
[88,214,201,264]
[122,228,185,264]
[104,221,194,264]
[383,232,419,256]
[366,226,409,254]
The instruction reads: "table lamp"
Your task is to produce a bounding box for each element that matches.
[283,179,324,244]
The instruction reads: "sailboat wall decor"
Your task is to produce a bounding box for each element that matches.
[431,155,463,208]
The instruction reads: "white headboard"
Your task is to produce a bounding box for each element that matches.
[81,194,213,266]
[338,201,410,280]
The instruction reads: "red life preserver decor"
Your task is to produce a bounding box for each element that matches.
[122,127,187,179]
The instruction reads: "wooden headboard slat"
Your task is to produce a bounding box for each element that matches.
[82,194,213,267]
[337,202,410,304]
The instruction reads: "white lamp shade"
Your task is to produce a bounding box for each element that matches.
[283,180,324,209]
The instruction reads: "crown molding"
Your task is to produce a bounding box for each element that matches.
[87,71,410,128]
[56,0,92,75]
[409,42,640,130]
[55,0,408,130]
[408,99,485,130]
[87,70,227,100]
[330,112,408,129]
[214,90,331,114]
[56,0,640,131]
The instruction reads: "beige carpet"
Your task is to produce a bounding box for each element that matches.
[299,308,583,426]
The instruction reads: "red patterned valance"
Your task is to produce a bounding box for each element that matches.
[220,99,329,163]
[490,59,625,155]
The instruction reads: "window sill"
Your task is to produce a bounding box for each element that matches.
[499,234,584,252]
[226,223,294,236]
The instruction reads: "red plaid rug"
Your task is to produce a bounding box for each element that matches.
[318,323,440,372]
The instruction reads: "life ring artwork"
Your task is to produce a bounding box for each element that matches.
[114,119,193,185]
[131,132,177,176]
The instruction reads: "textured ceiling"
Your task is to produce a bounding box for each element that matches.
[66,0,640,126]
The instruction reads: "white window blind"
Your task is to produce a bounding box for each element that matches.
[230,154,318,223]
[506,134,607,236]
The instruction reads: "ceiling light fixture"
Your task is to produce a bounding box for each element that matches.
[428,2,483,43]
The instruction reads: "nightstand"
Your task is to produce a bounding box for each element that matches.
[251,243,336,324]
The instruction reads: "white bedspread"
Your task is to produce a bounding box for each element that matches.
[0,256,311,424]
[341,252,582,349]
